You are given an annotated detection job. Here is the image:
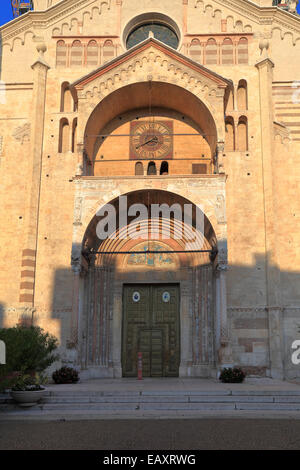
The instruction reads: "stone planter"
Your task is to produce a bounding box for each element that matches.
[10,388,46,407]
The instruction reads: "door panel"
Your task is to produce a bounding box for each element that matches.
[152,286,180,376]
[122,286,150,377]
[138,330,151,377]
[122,284,180,377]
[138,329,163,377]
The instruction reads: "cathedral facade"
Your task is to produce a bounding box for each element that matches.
[0,0,300,380]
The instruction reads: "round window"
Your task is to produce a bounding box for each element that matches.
[126,22,179,50]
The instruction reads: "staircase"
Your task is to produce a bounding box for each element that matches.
[2,388,300,417]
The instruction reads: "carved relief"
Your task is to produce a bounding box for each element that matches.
[215,194,226,224]
[12,123,31,144]
[77,45,226,122]
[74,196,83,225]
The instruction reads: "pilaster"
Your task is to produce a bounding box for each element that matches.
[19,45,50,307]
[256,43,284,379]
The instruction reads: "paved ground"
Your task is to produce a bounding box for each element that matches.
[1,418,300,450]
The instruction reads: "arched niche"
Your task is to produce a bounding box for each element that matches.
[222,38,234,65]
[147,161,157,175]
[225,117,235,152]
[190,39,202,63]
[237,38,248,65]
[56,40,67,67]
[59,118,70,153]
[135,161,144,175]
[205,38,217,65]
[70,40,83,67]
[160,161,169,175]
[237,116,248,152]
[87,40,98,67]
[237,79,248,111]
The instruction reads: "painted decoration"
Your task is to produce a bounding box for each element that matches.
[132,291,141,302]
[127,244,175,267]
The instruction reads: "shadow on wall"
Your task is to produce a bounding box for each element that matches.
[0,251,300,379]
[0,303,4,329]
[46,250,300,380]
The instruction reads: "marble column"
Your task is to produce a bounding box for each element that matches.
[69,262,81,349]
[216,261,233,369]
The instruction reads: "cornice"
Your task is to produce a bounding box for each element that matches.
[255,57,275,68]
[195,0,300,35]
[1,0,300,44]
[72,37,232,90]
[0,0,111,42]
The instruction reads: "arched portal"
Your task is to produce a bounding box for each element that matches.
[70,51,230,377]
[81,81,219,177]
[78,189,220,379]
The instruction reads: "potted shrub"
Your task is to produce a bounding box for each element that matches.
[52,366,79,384]
[10,373,47,407]
[0,325,59,392]
[219,367,246,383]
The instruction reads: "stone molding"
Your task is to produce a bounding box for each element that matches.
[228,306,300,312]
[195,0,300,37]
[2,0,300,51]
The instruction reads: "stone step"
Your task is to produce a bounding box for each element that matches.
[46,389,300,397]
[41,395,300,403]
[3,388,300,415]
[3,389,300,399]
[3,392,300,405]
[2,401,300,412]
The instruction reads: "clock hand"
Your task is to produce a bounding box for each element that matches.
[136,136,158,149]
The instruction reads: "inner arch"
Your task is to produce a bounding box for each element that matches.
[84,81,218,162]
[82,189,218,267]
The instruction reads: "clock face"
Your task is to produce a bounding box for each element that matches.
[130,121,173,160]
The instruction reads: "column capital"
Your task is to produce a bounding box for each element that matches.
[255,57,274,70]
[31,58,50,71]
[71,254,82,274]
[217,263,228,273]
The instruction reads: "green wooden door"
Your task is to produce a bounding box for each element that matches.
[122,284,180,377]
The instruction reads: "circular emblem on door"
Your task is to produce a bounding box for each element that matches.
[132,291,140,303]
[162,291,170,303]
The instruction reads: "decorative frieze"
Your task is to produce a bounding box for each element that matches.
[12,123,31,144]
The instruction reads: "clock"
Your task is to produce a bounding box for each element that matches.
[130,121,173,160]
